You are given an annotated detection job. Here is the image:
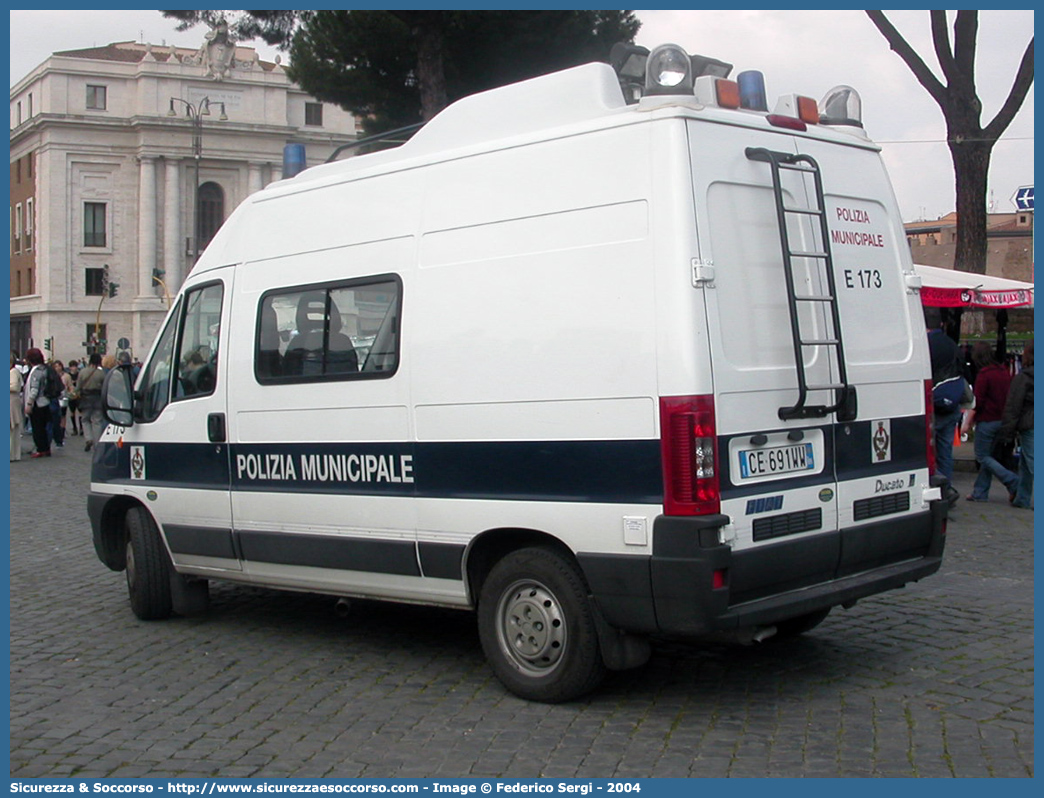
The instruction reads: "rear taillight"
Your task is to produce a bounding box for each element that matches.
[924,378,936,477]
[660,395,720,515]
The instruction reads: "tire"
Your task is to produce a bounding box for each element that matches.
[478,547,606,703]
[125,506,173,620]
[773,607,831,640]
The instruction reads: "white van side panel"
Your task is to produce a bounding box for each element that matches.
[412,126,659,413]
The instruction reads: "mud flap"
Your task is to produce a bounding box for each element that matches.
[170,572,209,616]
[590,597,651,671]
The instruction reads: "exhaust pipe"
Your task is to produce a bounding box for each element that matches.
[751,626,777,643]
[334,598,352,618]
[700,625,778,645]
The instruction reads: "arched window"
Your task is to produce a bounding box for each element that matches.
[196,182,225,252]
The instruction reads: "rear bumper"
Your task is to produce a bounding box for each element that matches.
[579,499,947,636]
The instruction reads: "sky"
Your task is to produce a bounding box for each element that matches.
[8,8,1035,223]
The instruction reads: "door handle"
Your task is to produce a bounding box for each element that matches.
[207,413,226,443]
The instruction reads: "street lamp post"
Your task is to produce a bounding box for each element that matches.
[168,96,227,263]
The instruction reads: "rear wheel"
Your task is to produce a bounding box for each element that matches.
[478,547,605,703]
[125,506,173,620]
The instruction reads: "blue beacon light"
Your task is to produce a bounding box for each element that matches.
[737,70,768,112]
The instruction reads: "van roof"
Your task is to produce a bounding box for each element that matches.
[271,61,875,196]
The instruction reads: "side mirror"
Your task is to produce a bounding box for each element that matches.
[101,364,135,427]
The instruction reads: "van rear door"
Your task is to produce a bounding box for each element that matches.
[689,123,931,606]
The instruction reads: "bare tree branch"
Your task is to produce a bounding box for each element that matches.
[983,38,1035,141]
[930,10,958,90]
[951,10,978,84]
[866,11,948,107]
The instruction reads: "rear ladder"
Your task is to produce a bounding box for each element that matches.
[745,147,857,422]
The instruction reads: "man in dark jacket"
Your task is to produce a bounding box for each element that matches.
[925,306,961,506]
[22,348,52,458]
[999,340,1033,509]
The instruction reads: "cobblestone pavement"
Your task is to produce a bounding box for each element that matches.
[9,434,1034,778]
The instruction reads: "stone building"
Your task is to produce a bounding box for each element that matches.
[10,36,357,363]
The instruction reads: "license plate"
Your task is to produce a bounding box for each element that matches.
[738,442,815,479]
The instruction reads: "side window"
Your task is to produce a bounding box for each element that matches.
[138,282,224,421]
[256,276,400,383]
[174,283,223,399]
[138,301,181,422]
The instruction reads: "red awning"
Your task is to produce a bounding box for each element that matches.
[915,264,1034,309]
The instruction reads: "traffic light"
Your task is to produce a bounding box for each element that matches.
[43,337,53,352]
[152,267,165,284]
[109,281,119,298]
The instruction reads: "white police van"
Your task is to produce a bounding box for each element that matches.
[90,44,947,702]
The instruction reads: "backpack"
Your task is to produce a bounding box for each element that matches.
[42,365,63,401]
[932,374,967,412]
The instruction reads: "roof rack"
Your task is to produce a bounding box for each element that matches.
[325,122,426,163]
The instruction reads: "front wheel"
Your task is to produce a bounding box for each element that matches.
[478,547,605,703]
[125,506,173,620]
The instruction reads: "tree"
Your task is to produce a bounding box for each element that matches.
[866,11,1033,275]
[162,10,641,136]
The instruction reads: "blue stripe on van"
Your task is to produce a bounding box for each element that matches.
[94,439,665,505]
[93,416,927,503]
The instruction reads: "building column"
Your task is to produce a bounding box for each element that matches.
[163,158,182,293]
[248,162,263,196]
[137,156,157,299]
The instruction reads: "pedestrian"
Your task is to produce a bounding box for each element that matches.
[961,341,1019,502]
[925,306,962,506]
[49,359,67,448]
[15,356,31,434]
[101,353,117,371]
[78,353,107,452]
[998,340,1033,509]
[10,353,24,461]
[54,359,79,443]
[22,348,52,459]
[66,359,83,436]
